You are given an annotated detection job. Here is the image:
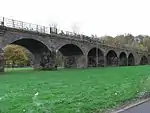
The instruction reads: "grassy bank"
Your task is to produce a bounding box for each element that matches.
[0,66,150,113]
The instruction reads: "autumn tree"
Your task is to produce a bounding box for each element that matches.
[115,35,127,47]
[101,33,149,52]
[4,44,31,67]
[101,36,115,46]
[142,36,150,52]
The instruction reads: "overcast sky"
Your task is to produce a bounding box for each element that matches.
[0,0,150,37]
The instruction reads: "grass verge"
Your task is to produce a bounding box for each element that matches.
[0,66,150,113]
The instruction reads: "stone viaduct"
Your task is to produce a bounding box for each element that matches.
[0,17,149,71]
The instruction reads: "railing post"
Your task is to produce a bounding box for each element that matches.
[29,24,31,31]
[43,26,45,33]
[36,25,38,32]
[21,21,23,29]
[50,27,52,33]
[2,17,4,26]
[12,19,15,27]
[55,28,57,34]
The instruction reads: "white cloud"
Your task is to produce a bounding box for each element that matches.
[0,0,150,37]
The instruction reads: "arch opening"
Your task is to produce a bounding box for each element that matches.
[4,38,56,70]
[87,48,104,67]
[106,50,118,66]
[128,53,135,66]
[119,52,127,66]
[140,56,148,65]
[58,44,84,68]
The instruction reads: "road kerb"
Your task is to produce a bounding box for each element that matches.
[112,98,150,113]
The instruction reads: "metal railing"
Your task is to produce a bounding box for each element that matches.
[0,17,48,34]
[0,17,104,44]
[0,17,107,43]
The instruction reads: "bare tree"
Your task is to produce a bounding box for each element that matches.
[71,22,80,34]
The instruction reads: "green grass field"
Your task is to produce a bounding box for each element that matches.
[0,66,150,113]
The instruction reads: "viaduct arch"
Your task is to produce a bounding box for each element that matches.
[140,56,148,65]
[58,44,84,68]
[119,52,127,66]
[3,38,55,69]
[87,48,104,67]
[106,50,118,66]
[128,53,135,66]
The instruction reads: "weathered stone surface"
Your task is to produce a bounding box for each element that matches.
[0,25,148,72]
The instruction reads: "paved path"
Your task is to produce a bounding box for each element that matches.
[120,99,150,113]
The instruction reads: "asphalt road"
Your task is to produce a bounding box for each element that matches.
[120,100,150,113]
